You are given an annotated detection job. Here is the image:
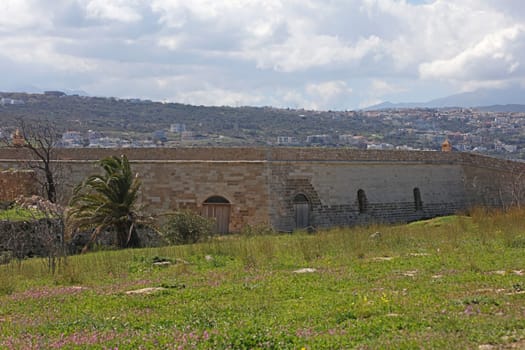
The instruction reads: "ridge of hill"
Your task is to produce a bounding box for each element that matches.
[0,92,396,145]
[366,85,525,111]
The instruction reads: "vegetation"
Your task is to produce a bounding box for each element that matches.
[1,209,525,348]
[66,155,142,251]
[163,211,215,245]
[0,206,48,221]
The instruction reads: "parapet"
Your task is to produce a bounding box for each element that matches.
[0,147,523,173]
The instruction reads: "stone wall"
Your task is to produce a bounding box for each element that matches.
[136,161,271,231]
[0,170,39,202]
[267,161,468,231]
[1,147,525,232]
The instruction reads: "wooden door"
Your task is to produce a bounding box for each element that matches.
[203,204,231,233]
[294,202,310,229]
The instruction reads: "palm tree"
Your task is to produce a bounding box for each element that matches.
[66,155,141,251]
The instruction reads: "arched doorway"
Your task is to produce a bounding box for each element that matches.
[293,194,310,229]
[357,189,368,214]
[413,187,423,211]
[202,196,231,233]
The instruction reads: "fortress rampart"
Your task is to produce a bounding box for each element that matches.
[0,169,38,202]
[0,147,524,232]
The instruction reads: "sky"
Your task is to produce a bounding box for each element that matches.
[1,0,524,110]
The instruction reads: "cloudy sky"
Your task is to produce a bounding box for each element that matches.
[1,0,524,110]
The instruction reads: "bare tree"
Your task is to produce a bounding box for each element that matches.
[0,121,62,203]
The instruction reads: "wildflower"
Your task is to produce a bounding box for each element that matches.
[381,293,390,303]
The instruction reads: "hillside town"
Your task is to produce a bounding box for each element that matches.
[0,92,524,160]
[32,108,525,161]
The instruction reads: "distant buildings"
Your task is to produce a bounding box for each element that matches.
[152,130,167,143]
[339,135,367,148]
[276,136,297,145]
[170,123,186,133]
[12,129,25,147]
[181,131,194,141]
[61,131,83,147]
[306,134,331,144]
[0,98,24,106]
[367,143,394,150]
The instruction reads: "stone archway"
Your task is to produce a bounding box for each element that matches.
[202,196,231,233]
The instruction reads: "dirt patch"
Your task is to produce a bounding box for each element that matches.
[479,338,525,349]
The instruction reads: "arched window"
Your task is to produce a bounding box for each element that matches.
[357,189,367,214]
[413,188,423,211]
[204,196,230,204]
[293,193,310,229]
[202,195,231,233]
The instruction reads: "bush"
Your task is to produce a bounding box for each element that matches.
[163,211,214,245]
[241,224,275,236]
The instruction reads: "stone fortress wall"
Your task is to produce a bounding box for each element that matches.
[0,147,524,232]
[0,169,38,202]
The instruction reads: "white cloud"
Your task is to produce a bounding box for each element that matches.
[419,25,525,81]
[0,0,51,30]
[306,81,352,99]
[84,0,142,23]
[458,79,511,93]
[359,98,383,109]
[157,35,187,51]
[250,34,382,72]
[175,87,264,107]
[370,79,405,95]
[0,36,97,73]
[304,81,353,109]
[1,0,525,109]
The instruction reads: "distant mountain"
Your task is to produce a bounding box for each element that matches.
[366,85,525,111]
[476,104,525,113]
[364,101,421,110]
[61,89,90,96]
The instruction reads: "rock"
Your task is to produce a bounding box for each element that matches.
[125,287,167,295]
[372,256,394,261]
[293,268,317,274]
[409,252,430,257]
[402,270,418,277]
[369,231,382,240]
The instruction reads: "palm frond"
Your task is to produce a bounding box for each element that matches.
[66,154,142,250]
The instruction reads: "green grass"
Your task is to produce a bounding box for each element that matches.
[0,206,49,221]
[1,209,525,349]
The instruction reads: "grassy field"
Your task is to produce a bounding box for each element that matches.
[0,207,49,221]
[1,208,525,349]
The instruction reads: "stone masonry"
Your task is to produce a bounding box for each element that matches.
[0,147,524,232]
[0,170,39,202]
